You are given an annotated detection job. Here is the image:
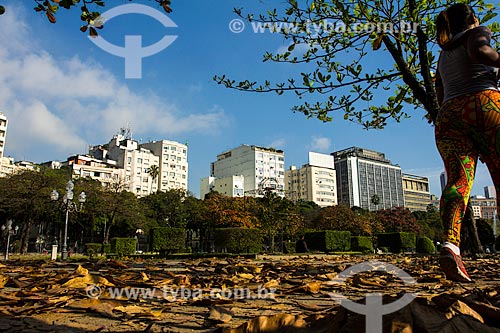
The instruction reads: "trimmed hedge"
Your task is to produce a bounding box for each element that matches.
[110,238,137,257]
[416,236,436,254]
[102,243,112,254]
[304,231,351,252]
[351,236,374,254]
[214,228,262,254]
[377,232,416,253]
[85,243,102,257]
[150,228,186,254]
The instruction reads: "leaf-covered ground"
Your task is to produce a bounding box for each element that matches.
[0,254,500,332]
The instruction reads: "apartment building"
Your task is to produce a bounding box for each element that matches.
[140,140,188,192]
[200,175,244,199]
[285,152,337,207]
[402,173,431,212]
[65,155,124,188]
[469,196,497,220]
[210,145,285,197]
[0,112,7,159]
[0,156,14,177]
[90,134,159,196]
[332,147,404,211]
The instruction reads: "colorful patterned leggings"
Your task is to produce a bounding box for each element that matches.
[435,89,500,246]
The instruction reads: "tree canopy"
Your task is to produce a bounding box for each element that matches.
[0,1,172,36]
[214,0,499,128]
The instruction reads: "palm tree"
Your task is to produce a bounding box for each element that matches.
[149,165,160,192]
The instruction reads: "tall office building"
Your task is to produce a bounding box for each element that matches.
[402,173,431,212]
[440,171,447,193]
[0,112,8,159]
[484,186,497,199]
[210,145,285,196]
[332,147,404,211]
[140,140,188,192]
[285,152,337,207]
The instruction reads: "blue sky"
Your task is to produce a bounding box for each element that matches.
[0,0,494,198]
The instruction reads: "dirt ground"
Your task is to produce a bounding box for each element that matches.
[0,254,500,332]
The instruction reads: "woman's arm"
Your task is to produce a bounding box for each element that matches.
[467,26,500,67]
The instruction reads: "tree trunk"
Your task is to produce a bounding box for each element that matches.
[104,222,112,244]
[460,203,484,257]
[20,221,32,255]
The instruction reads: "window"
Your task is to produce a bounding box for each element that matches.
[127,157,132,164]
[171,146,177,151]
[137,158,142,164]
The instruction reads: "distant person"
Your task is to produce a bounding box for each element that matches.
[295,236,309,253]
[435,3,500,282]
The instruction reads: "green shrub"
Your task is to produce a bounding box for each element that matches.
[351,236,374,254]
[495,235,500,251]
[110,238,137,257]
[305,231,351,252]
[150,228,186,254]
[377,232,416,253]
[85,243,102,257]
[416,236,436,254]
[214,228,263,254]
[102,243,112,254]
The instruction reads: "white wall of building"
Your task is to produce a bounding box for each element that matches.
[141,140,188,192]
[211,145,285,196]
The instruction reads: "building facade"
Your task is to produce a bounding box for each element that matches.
[200,175,245,199]
[469,196,497,220]
[65,155,124,188]
[484,186,497,199]
[332,147,404,211]
[285,152,337,207]
[140,140,188,192]
[402,173,431,212]
[0,112,7,159]
[210,145,285,197]
[90,134,159,196]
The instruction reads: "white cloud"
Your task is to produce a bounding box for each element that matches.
[268,138,286,148]
[309,136,331,152]
[0,4,227,162]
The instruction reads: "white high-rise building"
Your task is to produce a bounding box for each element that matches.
[200,175,244,199]
[210,145,285,196]
[90,134,159,196]
[0,112,7,159]
[140,140,188,192]
[332,147,404,211]
[285,152,337,207]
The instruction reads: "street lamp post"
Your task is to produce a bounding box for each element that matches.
[1,220,18,261]
[51,180,86,261]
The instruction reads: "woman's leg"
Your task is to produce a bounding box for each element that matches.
[472,90,500,237]
[435,95,477,282]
